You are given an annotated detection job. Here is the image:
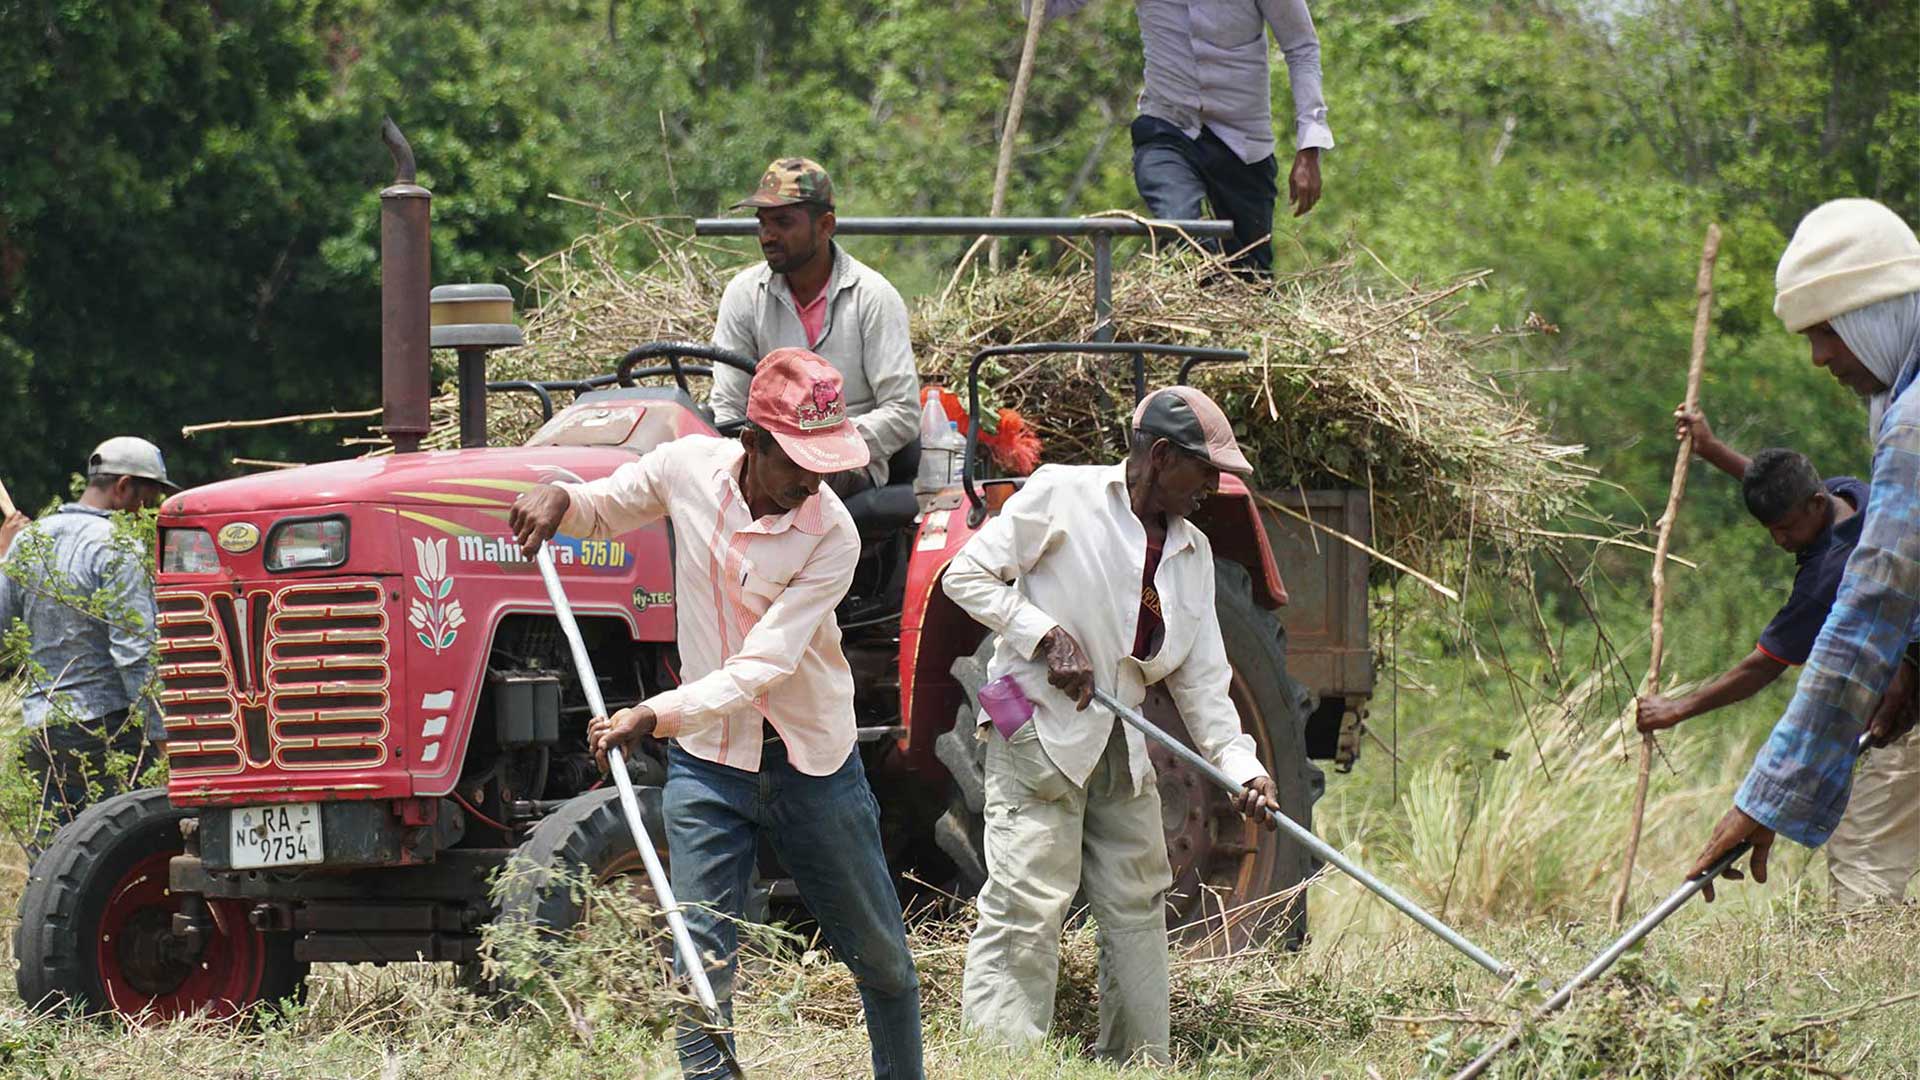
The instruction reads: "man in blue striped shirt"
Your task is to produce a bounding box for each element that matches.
[1694,199,1920,900]
[0,437,175,842]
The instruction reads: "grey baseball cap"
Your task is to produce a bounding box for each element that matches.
[88,436,180,492]
[1132,387,1253,476]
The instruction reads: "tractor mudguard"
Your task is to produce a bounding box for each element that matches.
[1189,474,1289,610]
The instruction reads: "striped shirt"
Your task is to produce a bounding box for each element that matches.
[0,505,158,732]
[1737,338,1920,846]
[556,436,860,776]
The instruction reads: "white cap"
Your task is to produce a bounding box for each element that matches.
[1774,199,1920,332]
[88,436,179,492]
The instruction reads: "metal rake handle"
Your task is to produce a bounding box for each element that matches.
[1090,687,1511,978]
[534,545,743,1077]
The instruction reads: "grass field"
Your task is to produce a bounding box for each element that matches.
[0,680,1913,1079]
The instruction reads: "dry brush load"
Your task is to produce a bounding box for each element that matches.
[411,215,1586,579]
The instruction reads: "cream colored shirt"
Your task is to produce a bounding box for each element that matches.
[941,463,1266,792]
[557,436,860,775]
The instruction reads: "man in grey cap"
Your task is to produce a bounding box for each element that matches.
[710,157,920,495]
[0,436,177,842]
[941,386,1281,1065]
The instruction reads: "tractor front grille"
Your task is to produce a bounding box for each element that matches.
[156,593,243,775]
[156,581,392,775]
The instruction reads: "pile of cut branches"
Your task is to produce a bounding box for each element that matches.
[217,212,1595,579]
[915,243,1588,569]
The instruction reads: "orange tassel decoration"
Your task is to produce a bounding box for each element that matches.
[985,409,1042,475]
[919,387,1044,476]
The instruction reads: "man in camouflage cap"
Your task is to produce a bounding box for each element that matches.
[711,157,920,496]
[733,157,837,210]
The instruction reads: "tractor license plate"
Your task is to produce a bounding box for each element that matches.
[228,802,324,869]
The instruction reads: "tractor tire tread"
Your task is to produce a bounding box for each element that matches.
[15,788,306,1017]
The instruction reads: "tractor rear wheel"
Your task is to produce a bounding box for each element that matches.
[15,788,307,1020]
[933,559,1321,951]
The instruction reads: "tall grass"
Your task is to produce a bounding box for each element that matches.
[1321,670,1745,929]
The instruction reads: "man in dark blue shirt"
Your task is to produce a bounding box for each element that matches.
[1637,410,1916,905]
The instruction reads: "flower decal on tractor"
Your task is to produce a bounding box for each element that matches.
[408,537,465,653]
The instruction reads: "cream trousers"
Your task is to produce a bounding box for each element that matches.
[1827,729,1920,908]
[961,721,1175,1066]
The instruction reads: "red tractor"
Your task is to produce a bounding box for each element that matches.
[14,136,1341,1020]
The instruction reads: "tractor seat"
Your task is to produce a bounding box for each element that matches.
[841,440,923,540]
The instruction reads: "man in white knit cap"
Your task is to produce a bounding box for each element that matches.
[1693,198,1920,906]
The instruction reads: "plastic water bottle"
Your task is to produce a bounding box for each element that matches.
[914,398,955,509]
[945,421,968,487]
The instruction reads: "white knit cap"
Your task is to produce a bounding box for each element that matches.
[1773,199,1920,333]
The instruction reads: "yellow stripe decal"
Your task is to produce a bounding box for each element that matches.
[435,479,541,494]
[391,491,515,507]
[378,508,488,537]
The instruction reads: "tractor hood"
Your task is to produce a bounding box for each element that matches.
[164,447,641,517]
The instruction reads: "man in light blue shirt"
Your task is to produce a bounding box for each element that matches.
[0,437,176,839]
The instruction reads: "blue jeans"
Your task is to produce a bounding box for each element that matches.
[663,740,923,1080]
[1131,114,1280,274]
[22,709,147,856]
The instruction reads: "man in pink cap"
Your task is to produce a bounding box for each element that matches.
[510,349,923,1080]
[941,385,1282,1065]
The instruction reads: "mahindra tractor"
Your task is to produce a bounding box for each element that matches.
[15,128,1367,1020]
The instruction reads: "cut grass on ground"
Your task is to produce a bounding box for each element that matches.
[0,681,1913,1078]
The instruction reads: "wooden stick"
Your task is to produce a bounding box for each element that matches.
[182,407,382,439]
[0,477,15,518]
[1514,527,1700,568]
[985,0,1048,271]
[1253,491,1461,602]
[1610,222,1720,927]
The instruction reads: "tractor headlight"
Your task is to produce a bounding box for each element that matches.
[266,518,349,572]
[161,529,220,575]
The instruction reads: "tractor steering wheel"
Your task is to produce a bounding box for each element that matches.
[615,342,758,398]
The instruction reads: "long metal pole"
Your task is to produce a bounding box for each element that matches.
[534,547,743,1078]
[457,347,488,448]
[1090,688,1511,978]
[1453,731,1874,1080]
[1092,231,1114,344]
[693,216,1234,238]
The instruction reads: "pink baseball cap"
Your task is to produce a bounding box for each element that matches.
[746,349,872,474]
[1131,386,1253,476]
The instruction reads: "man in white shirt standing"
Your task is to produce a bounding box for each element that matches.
[509,349,923,1080]
[942,386,1282,1064]
[1037,0,1335,273]
[710,158,921,495]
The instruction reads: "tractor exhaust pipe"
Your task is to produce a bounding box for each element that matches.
[380,118,431,454]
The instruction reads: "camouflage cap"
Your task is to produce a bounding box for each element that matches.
[732,157,835,211]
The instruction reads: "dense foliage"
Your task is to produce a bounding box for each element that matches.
[1,0,1914,677]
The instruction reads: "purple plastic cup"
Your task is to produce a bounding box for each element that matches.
[978,674,1035,740]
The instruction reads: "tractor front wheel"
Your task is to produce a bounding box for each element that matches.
[15,788,307,1020]
[493,785,669,936]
